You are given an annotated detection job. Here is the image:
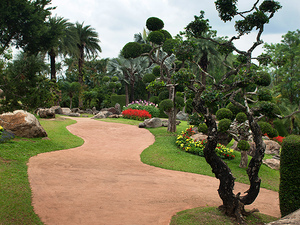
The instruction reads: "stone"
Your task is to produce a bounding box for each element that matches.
[115,103,121,114]
[51,106,63,114]
[144,118,162,128]
[108,114,121,118]
[67,113,80,117]
[161,119,181,127]
[61,107,71,115]
[0,110,47,138]
[37,108,55,118]
[176,111,189,121]
[263,158,280,170]
[191,133,208,142]
[139,123,146,128]
[71,108,80,113]
[266,208,300,225]
[91,111,113,119]
[85,108,93,114]
[264,140,281,155]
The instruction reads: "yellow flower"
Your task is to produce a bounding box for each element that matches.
[0,126,3,131]
[180,144,184,148]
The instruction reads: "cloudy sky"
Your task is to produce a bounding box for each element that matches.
[50,0,300,59]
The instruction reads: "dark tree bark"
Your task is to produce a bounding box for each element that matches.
[49,48,56,82]
[193,98,264,223]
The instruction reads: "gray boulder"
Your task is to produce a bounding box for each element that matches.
[61,107,72,115]
[51,106,63,114]
[37,108,55,118]
[144,118,163,128]
[115,103,121,114]
[176,111,189,121]
[266,208,300,224]
[0,110,47,138]
[264,140,281,155]
[263,158,280,170]
[92,111,113,119]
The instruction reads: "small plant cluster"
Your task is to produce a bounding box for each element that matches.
[0,125,15,143]
[123,100,160,117]
[122,109,152,121]
[176,126,236,160]
[263,133,285,144]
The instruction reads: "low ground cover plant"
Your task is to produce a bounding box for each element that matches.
[176,126,236,160]
[123,100,160,117]
[122,108,152,120]
[0,125,15,143]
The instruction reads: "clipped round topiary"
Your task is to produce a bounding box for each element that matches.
[255,71,271,86]
[122,42,142,58]
[237,140,250,151]
[216,108,233,120]
[149,96,159,104]
[109,82,117,89]
[218,118,232,132]
[116,83,122,89]
[257,121,278,138]
[160,29,172,40]
[280,135,300,217]
[141,43,152,54]
[146,17,164,31]
[226,102,242,116]
[198,123,208,134]
[175,96,185,110]
[102,76,110,82]
[148,31,165,45]
[258,88,272,101]
[152,66,161,77]
[236,112,247,123]
[159,99,173,112]
[162,39,178,55]
[111,76,118,82]
[158,90,169,101]
[142,73,156,83]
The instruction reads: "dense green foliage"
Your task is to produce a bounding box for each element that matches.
[218,118,232,132]
[216,108,233,120]
[279,135,300,217]
[237,140,250,151]
[146,17,164,31]
[235,112,247,123]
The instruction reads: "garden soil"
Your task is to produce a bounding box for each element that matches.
[27,117,280,225]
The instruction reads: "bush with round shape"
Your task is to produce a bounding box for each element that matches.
[122,42,142,59]
[116,83,122,89]
[109,82,116,89]
[149,96,159,104]
[258,121,279,138]
[162,39,178,55]
[152,66,161,77]
[185,98,193,114]
[159,99,173,112]
[175,96,185,110]
[254,71,271,86]
[111,76,118,82]
[218,118,232,132]
[141,43,152,54]
[146,17,164,31]
[148,31,165,45]
[198,123,208,134]
[160,29,172,40]
[236,112,247,123]
[102,76,110,82]
[259,101,281,119]
[216,108,233,120]
[158,90,169,101]
[279,135,300,217]
[226,102,242,116]
[237,140,250,151]
[258,88,272,101]
[142,73,156,83]
[188,112,204,126]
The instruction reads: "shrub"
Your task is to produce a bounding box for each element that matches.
[111,95,126,108]
[280,135,300,217]
[254,71,271,86]
[258,121,279,138]
[185,98,193,114]
[188,113,204,126]
[236,112,247,123]
[146,17,164,31]
[198,123,208,134]
[176,126,236,160]
[159,99,173,112]
[142,73,156,83]
[0,126,15,143]
[141,43,152,54]
[122,42,142,59]
[148,31,165,45]
[152,66,161,77]
[158,90,169,101]
[123,100,159,117]
[258,88,272,101]
[122,109,151,121]
[160,29,172,40]
[237,140,250,151]
[226,102,242,116]
[163,39,178,55]
[149,96,159,105]
[218,118,232,132]
[216,108,233,120]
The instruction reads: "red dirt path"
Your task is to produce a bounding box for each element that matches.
[27,117,280,225]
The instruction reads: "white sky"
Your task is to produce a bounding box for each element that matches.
[50,0,300,59]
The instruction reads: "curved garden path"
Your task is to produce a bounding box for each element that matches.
[28,117,280,225]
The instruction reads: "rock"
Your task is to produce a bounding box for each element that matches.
[161,119,181,127]
[144,118,162,128]
[115,103,121,114]
[61,107,71,115]
[0,88,3,95]
[92,111,113,119]
[191,133,208,142]
[266,208,300,225]
[0,110,47,138]
[85,108,93,114]
[37,108,55,118]
[51,106,63,114]
[71,108,80,113]
[139,123,146,128]
[176,111,189,121]
[263,158,280,170]
[67,113,80,117]
[108,114,121,118]
[264,140,281,155]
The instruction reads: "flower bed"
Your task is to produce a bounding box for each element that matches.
[123,100,159,117]
[176,126,236,160]
[122,108,152,121]
[0,125,15,143]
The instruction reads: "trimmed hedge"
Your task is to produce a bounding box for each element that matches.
[111,95,126,109]
[279,135,300,217]
[216,108,233,120]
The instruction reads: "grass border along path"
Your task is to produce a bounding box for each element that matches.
[0,117,83,225]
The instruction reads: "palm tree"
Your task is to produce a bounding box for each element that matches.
[44,16,75,82]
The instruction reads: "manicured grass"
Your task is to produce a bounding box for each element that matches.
[170,207,278,225]
[103,118,280,191]
[0,117,83,225]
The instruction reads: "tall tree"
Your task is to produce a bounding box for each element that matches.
[0,0,53,54]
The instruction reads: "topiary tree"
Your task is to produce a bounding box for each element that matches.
[177,1,282,223]
[279,135,300,217]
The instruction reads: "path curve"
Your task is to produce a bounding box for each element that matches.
[28,118,280,225]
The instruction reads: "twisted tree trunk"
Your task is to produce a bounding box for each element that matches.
[193,99,265,223]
